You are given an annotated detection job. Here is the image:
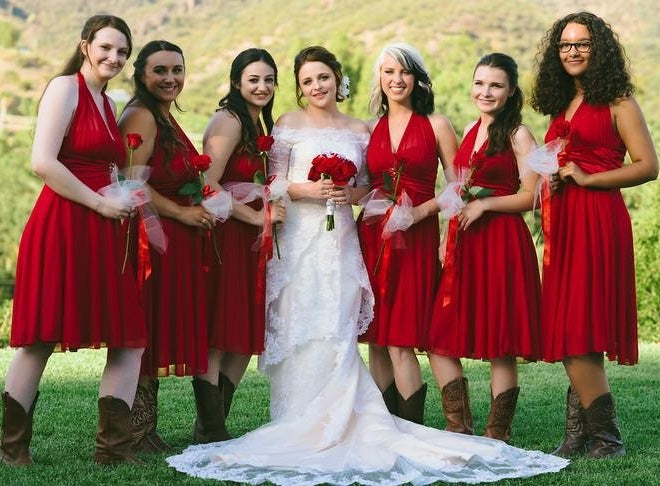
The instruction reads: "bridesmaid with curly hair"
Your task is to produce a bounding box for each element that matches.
[531,11,657,458]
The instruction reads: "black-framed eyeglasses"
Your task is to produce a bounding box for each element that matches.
[557,41,592,53]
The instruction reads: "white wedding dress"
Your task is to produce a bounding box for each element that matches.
[167,126,569,484]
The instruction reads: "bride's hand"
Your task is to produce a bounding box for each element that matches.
[330,185,351,205]
[307,178,334,200]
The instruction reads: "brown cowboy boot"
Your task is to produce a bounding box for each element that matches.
[441,377,474,434]
[192,378,231,443]
[396,383,427,424]
[483,386,520,443]
[1,391,38,466]
[583,392,625,458]
[382,382,399,416]
[553,387,587,457]
[219,372,236,419]
[130,377,172,453]
[94,396,143,465]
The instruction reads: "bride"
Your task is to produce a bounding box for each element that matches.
[167,46,568,485]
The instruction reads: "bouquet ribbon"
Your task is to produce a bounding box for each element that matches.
[224,176,290,301]
[99,166,167,291]
[524,138,563,266]
[201,189,233,222]
[359,189,413,294]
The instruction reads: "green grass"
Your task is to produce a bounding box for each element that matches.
[0,344,658,485]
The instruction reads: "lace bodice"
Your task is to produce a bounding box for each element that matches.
[269,126,370,186]
[262,126,374,369]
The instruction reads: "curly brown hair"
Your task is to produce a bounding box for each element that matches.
[530,11,633,117]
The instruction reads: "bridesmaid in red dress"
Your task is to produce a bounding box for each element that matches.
[118,40,213,452]
[531,12,658,458]
[199,48,285,440]
[1,16,145,466]
[429,53,540,443]
[357,43,458,424]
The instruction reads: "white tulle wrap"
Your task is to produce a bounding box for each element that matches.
[166,127,569,485]
[359,189,414,238]
[201,189,233,222]
[523,138,563,213]
[99,165,167,253]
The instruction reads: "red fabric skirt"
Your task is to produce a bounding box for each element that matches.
[207,217,265,355]
[429,212,541,360]
[11,186,146,350]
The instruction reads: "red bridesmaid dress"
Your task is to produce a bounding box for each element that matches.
[429,119,541,360]
[11,72,146,350]
[207,146,265,355]
[139,119,209,376]
[358,112,440,349]
[541,102,637,364]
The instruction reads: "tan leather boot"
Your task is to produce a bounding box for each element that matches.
[1,391,38,466]
[483,387,520,443]
[94,396,143,465]
[583,392,625,458]
[553,386,587,457]
[441,377,474,434]
[131,377,172,453]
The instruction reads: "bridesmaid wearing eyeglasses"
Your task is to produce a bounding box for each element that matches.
[531,11,658,459]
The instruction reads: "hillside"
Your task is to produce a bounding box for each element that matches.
[1,0,659,136]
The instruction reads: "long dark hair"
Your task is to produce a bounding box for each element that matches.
[531,11,633,117]
[293,46,345,108]
[127,40,185,155]
[474,53,523,156]
[217,48,277,154]
[368,42,434,117]
[61,15,132,77]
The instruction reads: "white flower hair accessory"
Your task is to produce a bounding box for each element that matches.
[338,75,350,99]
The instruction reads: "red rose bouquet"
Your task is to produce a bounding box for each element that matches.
[308,153,357,230]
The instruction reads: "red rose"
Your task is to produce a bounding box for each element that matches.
[191,154,212,172]
[126,133,143,150]
[308,154,336,181]
[331,159,357,186]
[256,135,275,153]
[555,120,571,139]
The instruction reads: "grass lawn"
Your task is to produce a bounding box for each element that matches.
[0,343,658,485]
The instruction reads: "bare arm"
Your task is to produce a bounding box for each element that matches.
[31,76,131,219]
[412,114,459,223]
[558,97,658,188]
[204,111,283,225]
[118,106,215,229]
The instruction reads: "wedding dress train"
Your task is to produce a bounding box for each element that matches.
[167,127,568,484]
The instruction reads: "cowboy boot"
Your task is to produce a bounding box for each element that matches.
[192,378,231,443]
[396,383,427,424]
[1,391,38,466]
[382,382,399,416]
[130,377,172,453]
[583,392,625,458]
[483,387,519,443]
[441,377,474,434]
[219,372,236,419]
[553,386,587,457]
[94,396,143,465]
